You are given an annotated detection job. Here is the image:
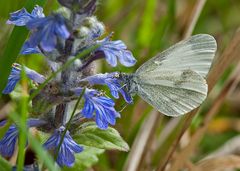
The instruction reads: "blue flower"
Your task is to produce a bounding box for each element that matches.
[2,65,21,94]
[0,124,18,157]
[2,63,46,94]
[7,5,44,26]
[0,119,46,158]
[81,72,133,103]
[97,37,136,67]
[21,41,40,55]
[43,126,83,167]
[87,17,105,40]
[75,88,120,129]
[26,14,70,52]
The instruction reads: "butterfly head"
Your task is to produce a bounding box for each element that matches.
[118,73,138,96]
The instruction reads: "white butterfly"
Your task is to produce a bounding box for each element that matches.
[122,34,217,116]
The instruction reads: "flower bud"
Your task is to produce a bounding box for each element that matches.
[84,16,105,39]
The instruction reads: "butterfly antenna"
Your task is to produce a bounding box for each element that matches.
[115,83,127,92]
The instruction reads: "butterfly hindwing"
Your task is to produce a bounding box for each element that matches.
[135,69,207,116]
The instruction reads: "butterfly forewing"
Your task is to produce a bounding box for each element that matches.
[136,34,217,78]
[134,34,217,116]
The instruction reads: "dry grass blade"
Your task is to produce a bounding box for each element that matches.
[195,155,240,171]
[169,62,240,171]
[207,28,240,89]
[0,102,14,120]
[204,136,240,159]
[123,110,161,171]
[183,0,206,39]
[156,29,240,171]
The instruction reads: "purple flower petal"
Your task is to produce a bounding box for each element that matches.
[0,118,44,158]
[97,37,137,67]
[7,8,33,26]
[43,127,83,167]
[26,14,70,52]
[0,125,18,157]
[2,66,21,94]
[21,41,40,55]
[80,73,133,103]
[2,63,46,94]
[74,88,120,129]
[7,5,44,26]
[31,5,45,18]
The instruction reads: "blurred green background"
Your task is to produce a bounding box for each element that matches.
[1,0,240,170]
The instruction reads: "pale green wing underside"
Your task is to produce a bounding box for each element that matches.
[134,34,217,116]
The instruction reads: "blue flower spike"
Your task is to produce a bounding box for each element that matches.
[43,126,83,167]
[81,72,133,103]
[75,88,120,129]
[2,63,45,94]
[97,36,137,67]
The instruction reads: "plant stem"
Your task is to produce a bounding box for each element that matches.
[54,88,86,160]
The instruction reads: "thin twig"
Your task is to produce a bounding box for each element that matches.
[183,0,206,39]
[0,102,14,120]
[196,155,240,171]
[123,110,161,171]
[202,136,240,160]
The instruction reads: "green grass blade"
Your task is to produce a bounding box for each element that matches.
[0,156,11,171]
[17,67,28,171]
[137,0,157,48]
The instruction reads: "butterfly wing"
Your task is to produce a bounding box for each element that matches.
[134,34,217,116]
[134,69,207,116]
[136,34,217,78]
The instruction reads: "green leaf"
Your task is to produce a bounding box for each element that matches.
[0,156,11,171]
[73,122,130,152]
[63,146,104,171]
